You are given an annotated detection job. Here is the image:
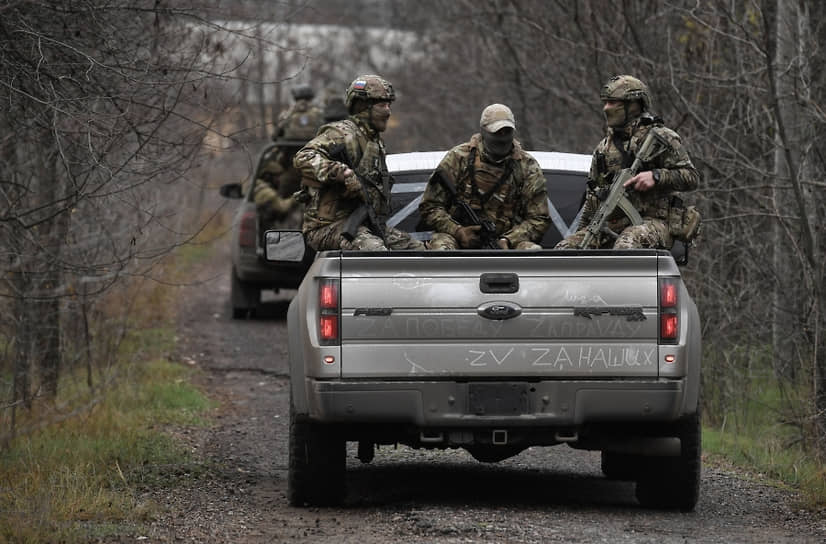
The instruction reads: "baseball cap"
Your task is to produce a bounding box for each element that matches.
[480,104,516,132]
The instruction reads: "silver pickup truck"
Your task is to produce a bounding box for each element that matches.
[267,152,701,512]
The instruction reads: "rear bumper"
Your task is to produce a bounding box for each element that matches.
[306,378,689,427]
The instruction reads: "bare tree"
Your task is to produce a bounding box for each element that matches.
[0,1,270,438]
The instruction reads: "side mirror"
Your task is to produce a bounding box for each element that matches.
[219,183,243,199]
[264,230,306,263]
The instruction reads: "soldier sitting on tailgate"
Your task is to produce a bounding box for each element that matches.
[555,75,701,250]
[419,104,551,250]
[293,74,424,251]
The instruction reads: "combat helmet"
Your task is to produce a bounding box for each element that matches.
[344,74,395,113]
[291,83,315,101]
[599,75,652,111]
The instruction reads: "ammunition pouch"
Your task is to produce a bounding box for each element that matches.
[668,197,702,243]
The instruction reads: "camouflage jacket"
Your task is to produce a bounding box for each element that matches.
[273,98,322,140]
[293,112,391,233]
[419,135,551,247]
[580,115,700,227]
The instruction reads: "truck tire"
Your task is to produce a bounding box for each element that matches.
[634,411,701,511]
[287,407,346,507]
[230,266,259,319]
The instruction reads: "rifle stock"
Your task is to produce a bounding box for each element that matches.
[341,205,369,241]
[579,129,669,249]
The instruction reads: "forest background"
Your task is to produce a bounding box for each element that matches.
[1,0,825,509]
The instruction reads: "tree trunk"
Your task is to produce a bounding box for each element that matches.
[771,0,801,383]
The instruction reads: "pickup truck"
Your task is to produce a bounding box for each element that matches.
[266,152,702,512]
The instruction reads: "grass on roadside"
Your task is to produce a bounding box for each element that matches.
[703,428,826,507]
[0,356,213,544]
[702,357,826,509]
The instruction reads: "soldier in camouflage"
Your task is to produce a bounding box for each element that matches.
[555,75,700,249]
[253,146,304,230]
[419,104,551,250]
[255,84,324,230]
[272,84,322,142]
[293,74,424,251]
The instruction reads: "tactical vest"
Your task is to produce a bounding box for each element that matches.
[310,120,391,227]
[593,122,671,221]
[452,144,519,233]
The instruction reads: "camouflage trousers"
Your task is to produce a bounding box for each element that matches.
[554,218,672,250]
[304,221,425,251]
[429,232,542,250]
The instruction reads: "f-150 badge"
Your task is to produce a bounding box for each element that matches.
[477,301,522,320]
[574,306,646,321]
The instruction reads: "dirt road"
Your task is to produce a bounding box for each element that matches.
[134,238,825,543]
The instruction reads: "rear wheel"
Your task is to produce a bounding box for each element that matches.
[230,266,259,319]
[635,411,701,511]
[287,406,346,507]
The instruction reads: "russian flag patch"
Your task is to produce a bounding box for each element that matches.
[353,80,367,90]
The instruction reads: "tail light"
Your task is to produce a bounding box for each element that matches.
[239,211,257,248]
[319,278,340,345]
[659,278,679,344]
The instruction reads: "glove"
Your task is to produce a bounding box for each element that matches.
[343,172,362,199]
[455,225,481,248]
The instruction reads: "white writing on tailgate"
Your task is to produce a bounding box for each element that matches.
[467,346,656,369]
[468,348,515,366]
[400,345,656,374]
[563,289,608,305]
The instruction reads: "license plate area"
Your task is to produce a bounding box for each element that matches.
[468,383,529,415]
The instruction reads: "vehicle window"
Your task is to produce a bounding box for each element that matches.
[542,171,587,248]
[389,170,587,248]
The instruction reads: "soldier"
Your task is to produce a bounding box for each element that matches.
[322,87,348,123]
[418,104,551,250]
[255,84,324,229]
[272,83,322,142]
[253,146,304,229]
[293,74,425,251]
[555,75,700,249]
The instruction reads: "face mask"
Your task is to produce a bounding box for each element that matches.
[603,102,627,128]
[604,100,642,128]
[481,128,514,161]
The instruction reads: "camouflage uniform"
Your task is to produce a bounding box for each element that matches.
[256,86,324,229]
[293,75,424,251]
[253,146,304,229]
[556,76,700,249]
[273,84,322,142]
[419,111,551,250]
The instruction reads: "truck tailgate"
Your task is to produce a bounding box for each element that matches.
[339,251,668,378]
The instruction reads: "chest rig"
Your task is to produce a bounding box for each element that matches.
[456,147,514,217]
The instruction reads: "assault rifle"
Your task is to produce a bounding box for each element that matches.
[579,129,669,249]
[326,144,387,243]
[431,170,499,249]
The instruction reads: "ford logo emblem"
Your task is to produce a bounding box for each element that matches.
[477,301,522,321]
